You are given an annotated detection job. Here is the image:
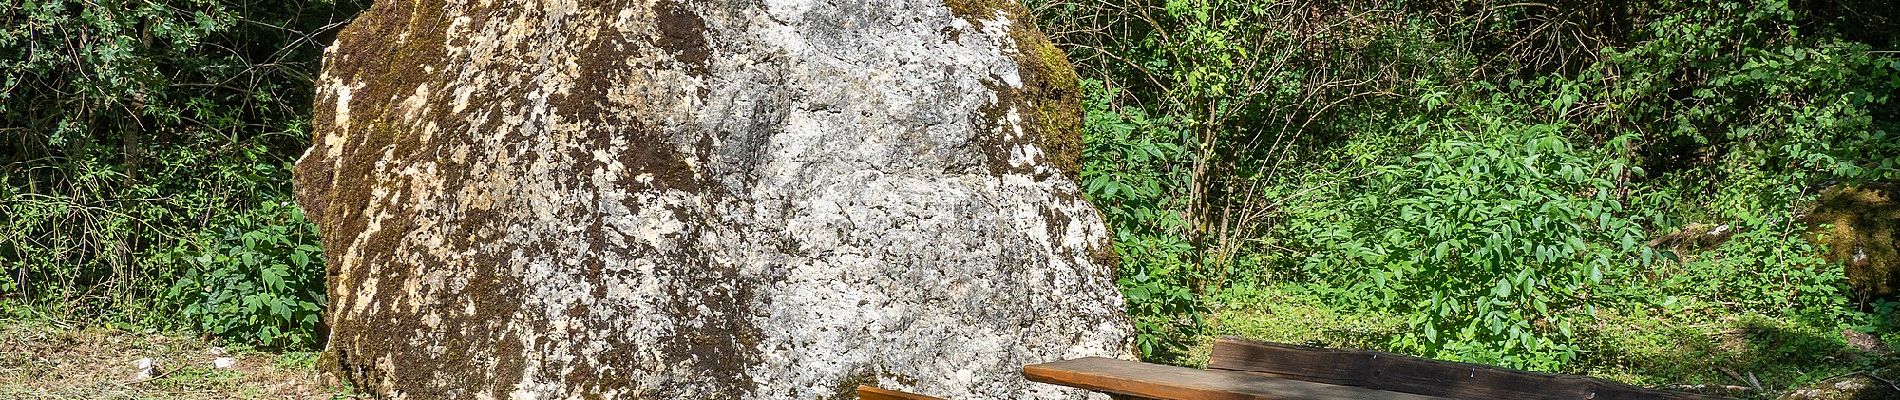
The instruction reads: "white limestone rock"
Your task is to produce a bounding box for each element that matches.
[295,0,1132,398]
[132,357,157,381]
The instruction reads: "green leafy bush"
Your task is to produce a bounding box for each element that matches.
[1653,212,1848,317]
[1282,93,1653,369]
[1076,80,1203,361]
[1,0,363,348]
[161,198,325,348]
[1040,0,1470,362]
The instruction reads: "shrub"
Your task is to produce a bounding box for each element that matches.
[1075,80,1203,361]
[1281,92,1652,370]
[1039,0,1896,371]
[0,0,364,348]
[160,198,326,348]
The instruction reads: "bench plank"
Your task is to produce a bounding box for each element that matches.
[856,385,946,400]
[1023,357,1454,400]
[1208,337,1729,400]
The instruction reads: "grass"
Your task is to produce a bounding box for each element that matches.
[1578,309,1866,391]
[1194,283,1898,399]
[1184,284,1409,369]
[0,315,357,399]
[3,288,1888,399]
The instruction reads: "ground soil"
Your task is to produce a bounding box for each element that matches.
[0,319,355,399]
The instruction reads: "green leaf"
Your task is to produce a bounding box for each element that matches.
[262,265,287,292]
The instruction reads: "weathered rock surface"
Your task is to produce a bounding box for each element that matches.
[1778,373,1900,400]
[293,0,1133,398]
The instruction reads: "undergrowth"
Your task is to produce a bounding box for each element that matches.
[1038,0,1900,390]
[0,0,364,349]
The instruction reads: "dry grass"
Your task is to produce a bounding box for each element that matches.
[0,319,356,399]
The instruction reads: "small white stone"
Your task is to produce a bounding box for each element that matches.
[213,357,237,369]
[133,357,157,380]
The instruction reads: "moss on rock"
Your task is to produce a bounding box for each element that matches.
[947,0,1085,179]
[1804,184,1900,299]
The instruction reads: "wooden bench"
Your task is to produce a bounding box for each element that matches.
[857,384,945,400]
[1024,337,1730,400]
[1025,356,1452,400]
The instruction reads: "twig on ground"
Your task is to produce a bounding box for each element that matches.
[1716,367,1757,392]
[1855,372,1900,394]
[1661,383,1753,396]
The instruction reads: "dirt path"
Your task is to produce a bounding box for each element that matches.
[0,319,355,399]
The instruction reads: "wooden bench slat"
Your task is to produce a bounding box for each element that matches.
[1208,337,1729,400]
[1023,357,1455,400]
[856,385,946,400]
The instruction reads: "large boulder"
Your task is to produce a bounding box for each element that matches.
[293,0,1133,398]
[1805,185,1899,299]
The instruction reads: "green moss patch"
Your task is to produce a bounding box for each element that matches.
[1805,185,1900,298]
[949,0,1085,179]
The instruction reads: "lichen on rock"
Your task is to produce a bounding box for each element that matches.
[944,0,1086,179]
[293,0,1133,398]
[1777,372,1900,400]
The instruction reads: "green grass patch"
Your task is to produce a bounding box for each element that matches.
[1205,284,1893,398]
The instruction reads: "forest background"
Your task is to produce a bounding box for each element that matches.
[3,0,1897,395]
